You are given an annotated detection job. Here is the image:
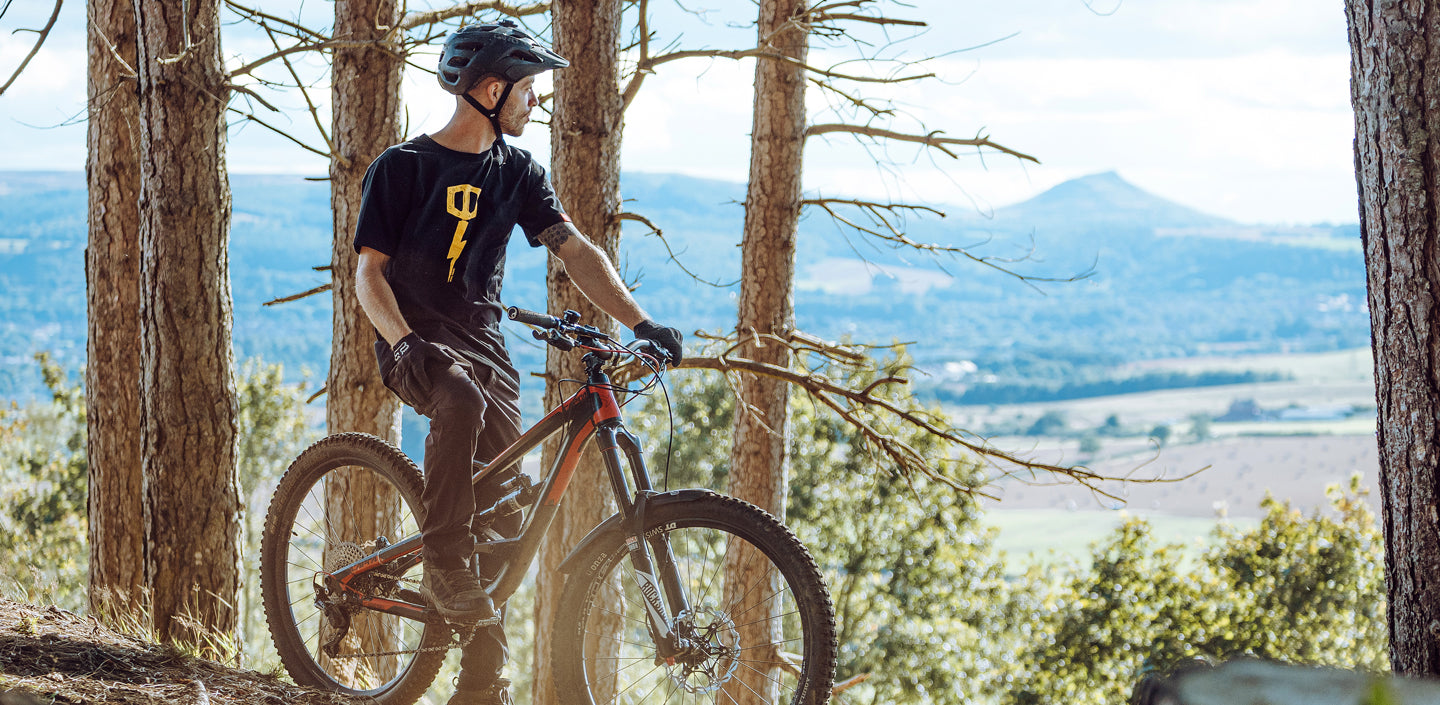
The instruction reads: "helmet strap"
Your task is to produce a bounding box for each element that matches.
[462,81,515,165]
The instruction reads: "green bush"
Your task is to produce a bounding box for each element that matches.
[1000,477,1385,705]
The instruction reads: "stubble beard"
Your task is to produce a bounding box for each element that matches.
[499,103,529,137]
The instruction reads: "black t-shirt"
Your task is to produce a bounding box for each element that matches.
[353,135,568,377]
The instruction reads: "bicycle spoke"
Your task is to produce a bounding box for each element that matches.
[736,657,797,694]
[731,607,799,632]
[584,629,665,652]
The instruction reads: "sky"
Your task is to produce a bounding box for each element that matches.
[0,0,1357,225]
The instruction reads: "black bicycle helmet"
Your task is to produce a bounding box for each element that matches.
[437,20,568,96]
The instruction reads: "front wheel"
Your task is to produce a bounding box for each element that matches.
[554,493,837,704]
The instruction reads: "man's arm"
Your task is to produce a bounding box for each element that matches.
[356,246,413,346]
[537,222,648,329]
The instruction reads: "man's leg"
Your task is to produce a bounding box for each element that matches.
[418,362,495,622]
[453,368,524,703]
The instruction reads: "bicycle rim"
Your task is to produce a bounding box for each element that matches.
[261,434,445,702]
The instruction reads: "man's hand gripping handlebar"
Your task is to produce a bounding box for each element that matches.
[505,306,680,367]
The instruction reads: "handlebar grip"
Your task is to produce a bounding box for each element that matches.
[507,306,560,328]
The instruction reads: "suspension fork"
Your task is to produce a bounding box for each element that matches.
[615,427,693,619]
[597,422,694,659]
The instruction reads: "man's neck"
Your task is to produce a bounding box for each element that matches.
[431,110,498,154]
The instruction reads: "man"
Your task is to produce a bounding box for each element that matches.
[352,21,683,705]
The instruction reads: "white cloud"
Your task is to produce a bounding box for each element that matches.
[0,0,1359,223]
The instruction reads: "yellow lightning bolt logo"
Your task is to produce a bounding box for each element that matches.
[445,184,483,282]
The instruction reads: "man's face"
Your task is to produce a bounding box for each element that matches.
[497,75,539,137]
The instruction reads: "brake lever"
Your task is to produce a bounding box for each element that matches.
[534,328,576,351]
[628,339,672,368]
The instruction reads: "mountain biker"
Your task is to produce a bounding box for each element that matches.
[351,20,683,705]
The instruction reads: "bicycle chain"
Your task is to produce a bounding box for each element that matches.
[325,571,503,660]
[327,616,501,660]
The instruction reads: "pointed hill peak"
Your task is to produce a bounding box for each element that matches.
[995,171,1234,230]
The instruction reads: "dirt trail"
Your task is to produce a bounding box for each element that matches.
[0,598,361,704]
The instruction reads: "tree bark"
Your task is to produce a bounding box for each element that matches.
[85,0,145,624]
[532,2,625,702]
[329,0,403,441]
[725,0,809,699]
[133,0,240,650]
[326,0,405,674]
[1346,0,1440,677]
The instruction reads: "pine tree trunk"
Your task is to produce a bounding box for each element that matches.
[329,0,403,441]
[326,0,405,675]
[725,1,809,700]
[133,0,240,650]
[532,2,624,702]
[85,0,144,624]
[1346,0,1440,677]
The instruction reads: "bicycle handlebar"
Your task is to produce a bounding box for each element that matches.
[506,306,559,328]
[507,305,672,367]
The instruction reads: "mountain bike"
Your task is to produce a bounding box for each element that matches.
[260,307,837,705]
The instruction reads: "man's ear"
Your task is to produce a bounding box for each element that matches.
[483,77,506,109]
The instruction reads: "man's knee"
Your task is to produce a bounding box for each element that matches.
[428,365,488,431]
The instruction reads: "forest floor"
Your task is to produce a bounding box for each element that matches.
[0,598,360,704]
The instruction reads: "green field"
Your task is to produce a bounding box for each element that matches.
[967,348,1375,572]
[983,508,1259,574]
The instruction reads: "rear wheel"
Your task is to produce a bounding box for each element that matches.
[260,433,446,705]
[554,493,837,704]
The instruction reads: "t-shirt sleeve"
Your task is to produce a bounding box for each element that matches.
[516,158,570,247]
[352,150,413,256]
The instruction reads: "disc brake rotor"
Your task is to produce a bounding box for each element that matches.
[666,605,741,695]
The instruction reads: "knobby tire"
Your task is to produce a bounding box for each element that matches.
[260,433,446,705]
[554,493,838,705]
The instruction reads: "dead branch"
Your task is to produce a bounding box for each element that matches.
[263,283,332,307]
[227,106,332,159]
[261,23,336,159]
[615,212,738,288]
[637,47,933,85]
[227,39,374,81]
[806,123,1040,163]
[619,0,652,110]
[399,0,550,30]
[0,0,63,97]
[224,1,329,42]
[808,76,896,120]
[803,197,1092,285]
[812,12,924,28]
[86,3,137,80]
[612,328,1187,503]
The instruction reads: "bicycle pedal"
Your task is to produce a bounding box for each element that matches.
[450,615,502,629]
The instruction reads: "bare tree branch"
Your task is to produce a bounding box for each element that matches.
[811,12,924,28]
[263,282,332,306]
[637,47,933,85]
[0,0,63,97]
[803,197,1093,286]
[399,0,550,30]
[227,39,375,81]
[224,1,330,42]
[227,106,332,158]
[806,123,1040,163]
[619,0,651,111]
[261,22,336,158]
[648,350,1099,500]
[616,211,739,288]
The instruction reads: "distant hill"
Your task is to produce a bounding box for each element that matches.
[989,170,1234,229]
[0,169,1368,416]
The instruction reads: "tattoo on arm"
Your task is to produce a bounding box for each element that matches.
[536,222,575,251]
